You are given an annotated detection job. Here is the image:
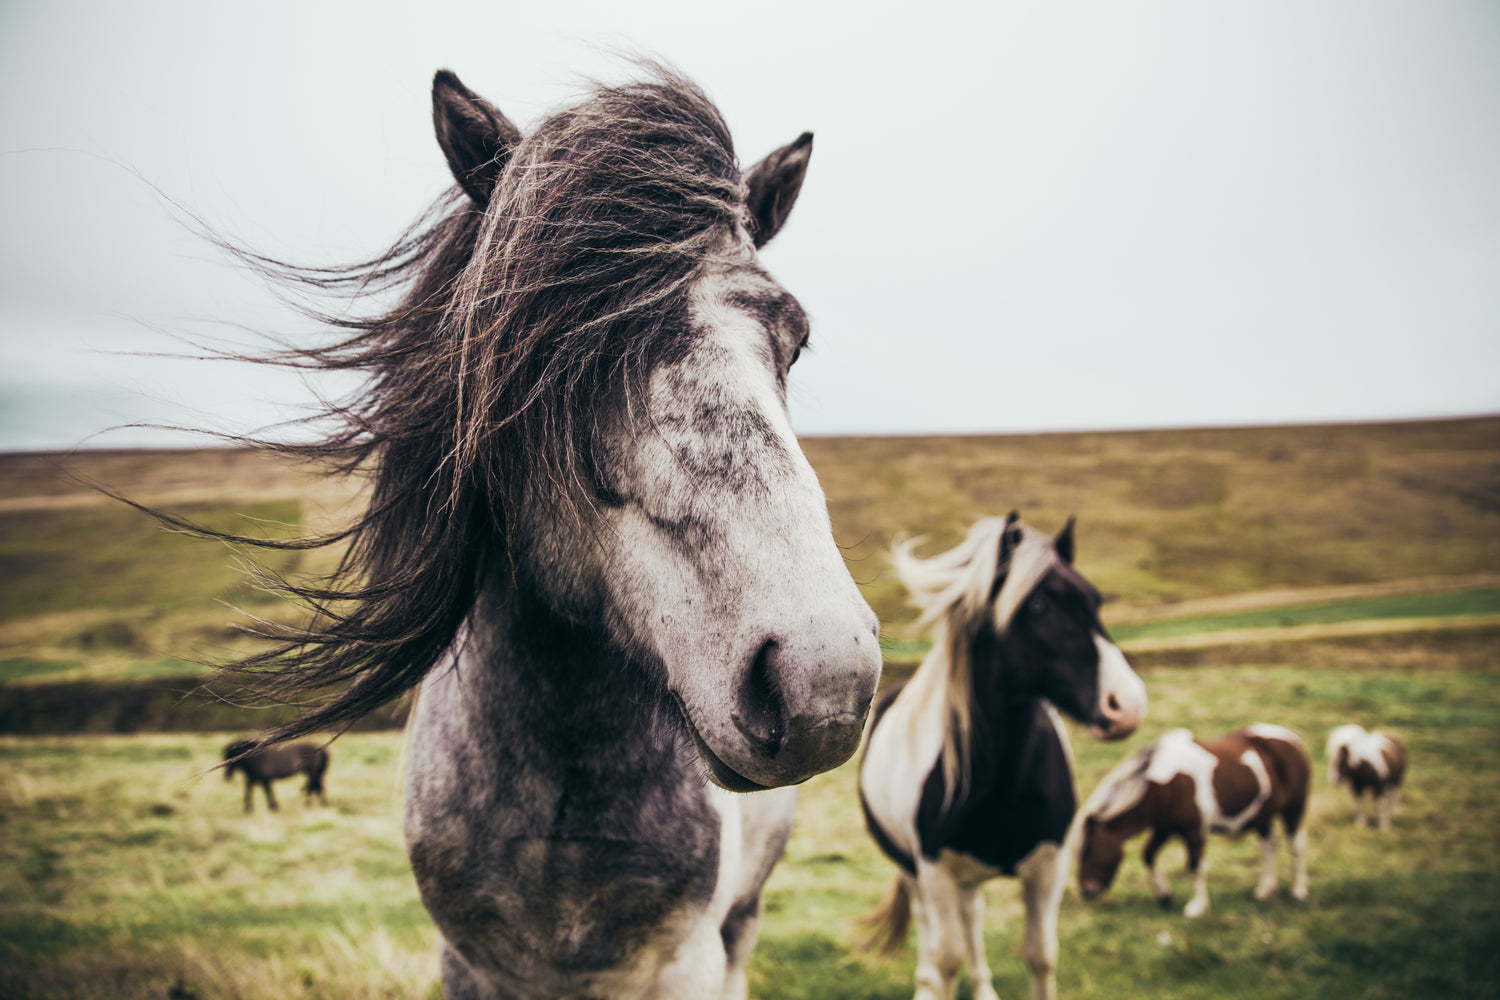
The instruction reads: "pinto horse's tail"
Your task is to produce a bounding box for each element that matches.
[856,876,912,956]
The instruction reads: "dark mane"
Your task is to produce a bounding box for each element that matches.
[152,67,751,743]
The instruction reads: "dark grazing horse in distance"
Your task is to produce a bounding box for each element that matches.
[1074,724,1311,918]
[167,65,880,999]
[859,513,1147,1000]
[1326,724,1407,830]
[223,739,329,813]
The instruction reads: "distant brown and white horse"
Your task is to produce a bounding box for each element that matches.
[223,739,330,813]
[1326,725,1406,830]
[1073,725,1310,918]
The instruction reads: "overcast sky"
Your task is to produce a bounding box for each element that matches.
[2,0,1497,451]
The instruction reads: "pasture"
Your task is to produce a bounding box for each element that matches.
[2,419,1497,996]
[3,629,1497,999]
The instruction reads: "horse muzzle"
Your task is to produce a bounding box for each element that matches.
[673,614,882,790]
[1090,635,1147,740]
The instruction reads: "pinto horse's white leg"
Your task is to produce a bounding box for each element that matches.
[1017,843,1065,1000]
[1182,828,1210,918]
[910,862,966,1000]
[1377,790,1395,831]
[959,889,998,1000]
[1254,828,1279,900]
[1290,824,1309,901]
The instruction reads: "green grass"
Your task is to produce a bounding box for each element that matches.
[0,500,305,622]
[2,634,1498,999]
[0,658,81,684]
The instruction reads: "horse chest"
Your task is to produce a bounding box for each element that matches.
[406,667,728,996]
[915,703,1076,875]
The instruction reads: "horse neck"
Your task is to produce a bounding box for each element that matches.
[456,570,676,766]
[967,624,1042,724]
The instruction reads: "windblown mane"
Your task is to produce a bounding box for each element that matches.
[137,67,753,743]
[1077,740,1159,825]
[890,515,1061,807]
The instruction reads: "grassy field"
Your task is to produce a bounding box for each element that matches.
[0,419,1496,995]
[2,629,1497,998]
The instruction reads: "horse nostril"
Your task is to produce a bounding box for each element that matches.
[1106,692,1122,713]
[731,639,787,756]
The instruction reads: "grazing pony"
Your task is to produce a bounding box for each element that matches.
[223,739,329,812]
[860,514,1147,1000]
[165,67,881,999]
[1074,725,1310,918]
[1326,724,1407,830]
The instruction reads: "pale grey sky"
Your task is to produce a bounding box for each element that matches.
[2,0,1497,450]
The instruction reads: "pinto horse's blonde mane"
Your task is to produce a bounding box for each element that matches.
[890,516,1060,809]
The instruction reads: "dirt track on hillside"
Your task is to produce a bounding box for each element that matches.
[1106,572,1500,624]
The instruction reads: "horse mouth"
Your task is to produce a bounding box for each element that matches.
[1090,721,1133,741]
[669,691,773,793]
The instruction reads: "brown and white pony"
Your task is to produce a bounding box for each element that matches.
[859,514,1147,1000]
[1073,725,1310,918]
[1326,724,1407,830]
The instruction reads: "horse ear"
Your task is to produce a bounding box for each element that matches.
[432,70,522,206]
[1055,516,1076,565]
[999,510,1022,562]
[743,132,813,248]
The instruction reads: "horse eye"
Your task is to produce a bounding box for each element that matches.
[790,337,808,367]
[594,484,627,508]
[1029,597,1047,616]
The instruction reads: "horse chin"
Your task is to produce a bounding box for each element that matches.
[669,691,774,793]
[1089,720,1135,742]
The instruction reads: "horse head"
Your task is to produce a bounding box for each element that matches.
[429,70,882,791]
[222,738,256,779]
[982,514,1146,740]
[897,513,1145,747]
[1075,814,1131,900]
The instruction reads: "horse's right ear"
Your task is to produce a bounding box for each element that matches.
[432,70,522,206]
[999,511,1022,562]
[743,132,813,248]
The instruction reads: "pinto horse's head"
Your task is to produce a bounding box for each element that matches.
[431,69,881,791]
[1075,814,1130,900]
[983,514,1146,740]
[898,513,1146,746]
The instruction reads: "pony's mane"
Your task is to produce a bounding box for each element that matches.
[1078,740,1160,825]
[144,67,752,744]
[890,516,1060,808]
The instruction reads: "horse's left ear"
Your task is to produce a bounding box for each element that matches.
[432,70,523,206]
[744,132,812,248]
[1055,516,1076,565]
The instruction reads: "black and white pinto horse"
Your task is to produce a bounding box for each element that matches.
[1073,725,1311,918]
[859,514,1147,1000]
[222,739,329,812]
[1326,724,1407,830]
[176,67,881,999]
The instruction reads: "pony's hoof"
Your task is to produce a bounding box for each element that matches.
[1156,895,1172,911]
[1183,900,1207,919]
[1254,884,1276,901]
[1292,887,1309,902]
